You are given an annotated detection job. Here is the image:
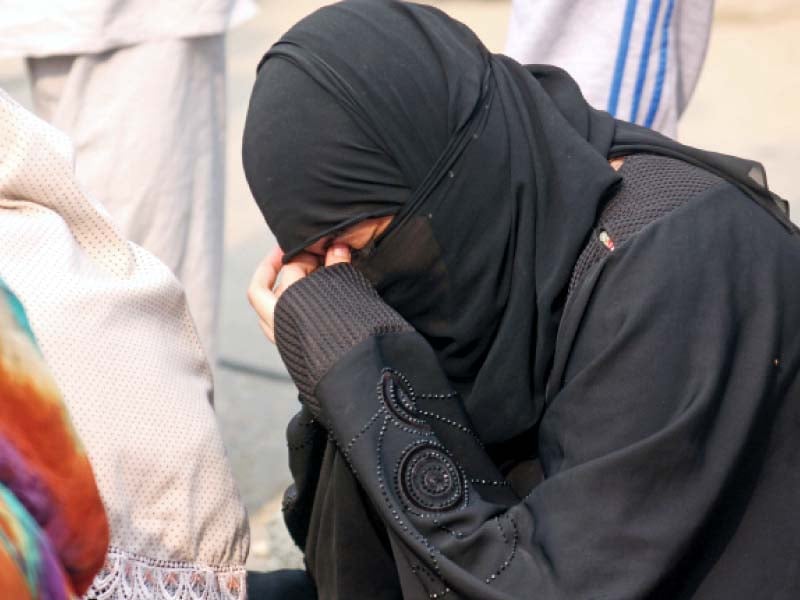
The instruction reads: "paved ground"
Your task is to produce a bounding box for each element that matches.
[1,0,798,570]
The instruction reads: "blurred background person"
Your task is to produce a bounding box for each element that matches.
[506,0,715,137]
[0,0,259,362]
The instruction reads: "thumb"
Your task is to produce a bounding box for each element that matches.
[325,243,351,267]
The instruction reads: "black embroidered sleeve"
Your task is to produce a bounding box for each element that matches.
[275,265,532,597]
[312,331,529,599]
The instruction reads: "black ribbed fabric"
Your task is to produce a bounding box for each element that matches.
[274,263,413,417]
[569,154,723,296]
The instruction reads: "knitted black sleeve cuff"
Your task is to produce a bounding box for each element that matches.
[274,263,413,416]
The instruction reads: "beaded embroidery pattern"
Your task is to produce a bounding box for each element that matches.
[360,368,520,598]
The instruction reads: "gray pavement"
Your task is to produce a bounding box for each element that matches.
[1,0,798,571]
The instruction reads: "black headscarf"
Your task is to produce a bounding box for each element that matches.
[242,0,790,447]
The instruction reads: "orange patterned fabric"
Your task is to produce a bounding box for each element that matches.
[0,278,108,598]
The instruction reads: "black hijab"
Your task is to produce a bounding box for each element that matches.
[242,0,790,447]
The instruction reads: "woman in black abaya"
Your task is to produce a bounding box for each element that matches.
[242,1,800,598]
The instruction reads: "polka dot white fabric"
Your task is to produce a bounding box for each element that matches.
[0,90,249,599]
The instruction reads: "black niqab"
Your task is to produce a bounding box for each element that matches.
[243,0,789,447]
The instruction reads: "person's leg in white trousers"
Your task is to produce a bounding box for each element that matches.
[26,34,225,362]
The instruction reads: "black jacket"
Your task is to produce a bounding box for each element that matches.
[275,161,800,600]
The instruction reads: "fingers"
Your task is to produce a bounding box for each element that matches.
[248,249,284,343]
[268,245,285,271]
[249,243,351,345]
[325,243,351,267]
[274,252,320,297]
[248,247,324,344]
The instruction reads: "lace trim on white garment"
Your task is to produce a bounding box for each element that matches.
[84,547,247,600]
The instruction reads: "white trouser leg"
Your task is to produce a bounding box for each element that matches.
[26,35,226,361]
